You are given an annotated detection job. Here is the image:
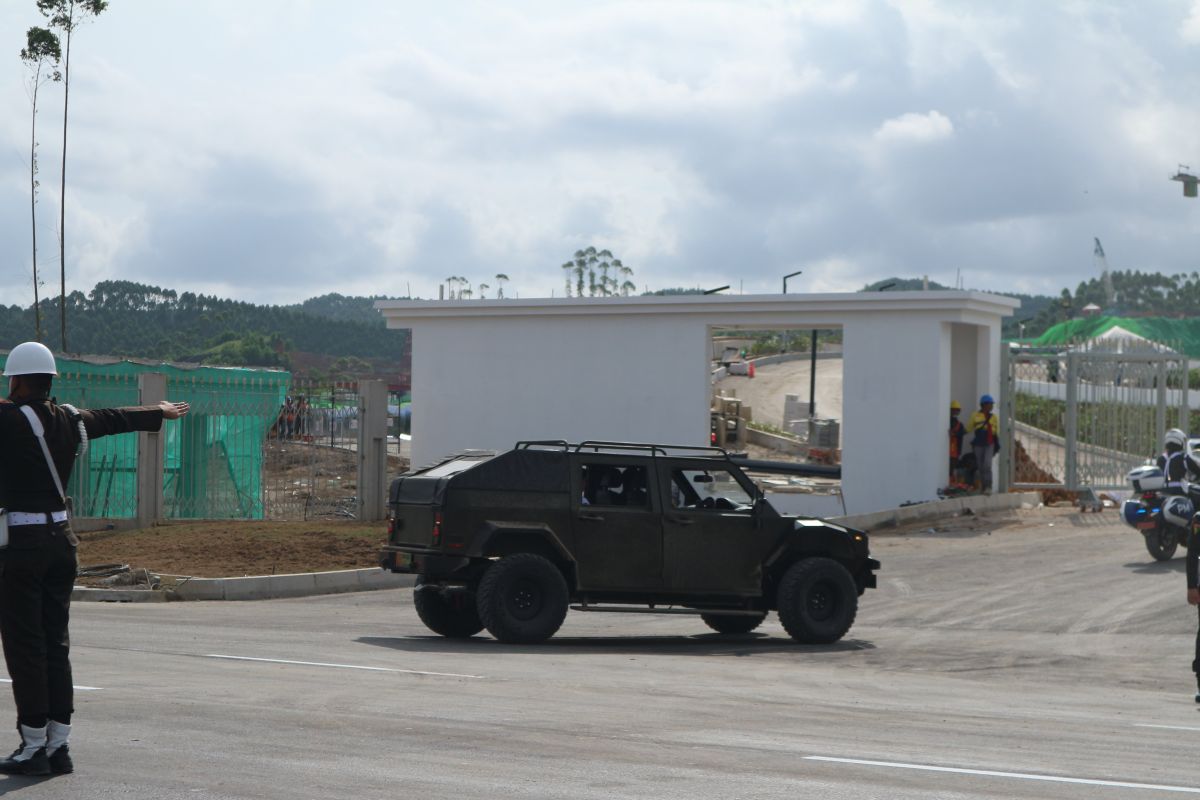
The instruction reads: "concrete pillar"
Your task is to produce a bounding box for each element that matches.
[357,379,388,522]
[137,373,167,527]
[842,317,947,513]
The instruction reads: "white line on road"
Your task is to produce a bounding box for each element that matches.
[1135,723,1200,732]
[204,654,484,679]
[0,678,100,692]
[804,756,1200,794]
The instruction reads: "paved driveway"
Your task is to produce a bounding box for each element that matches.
[5,508,1198,798]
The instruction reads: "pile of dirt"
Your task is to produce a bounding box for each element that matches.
[76,520,387,582]
[1012,440,1076,504]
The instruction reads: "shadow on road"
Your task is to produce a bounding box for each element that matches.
[1124,559,1186,575]
[357,634,875,658]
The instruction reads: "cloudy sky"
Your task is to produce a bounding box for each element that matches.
[2,0,1200,306]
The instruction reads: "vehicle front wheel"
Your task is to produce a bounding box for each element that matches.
[701,612,767,635]
[476,553,569,644]
[776,557,858,644]
[1144,527,1179,561]
[413,580,484,638]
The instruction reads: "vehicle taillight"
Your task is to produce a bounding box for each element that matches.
[387,517,395,536]
[432,512,443,546]
[1143,492,1156,500]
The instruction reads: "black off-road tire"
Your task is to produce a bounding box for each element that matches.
[476,553,569,644]
[1144,527,1179,561]
[413,580,484,638]
[700,612,767,635]
[776,557,858,644]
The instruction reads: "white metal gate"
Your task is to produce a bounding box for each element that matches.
[1000,345,1190,493]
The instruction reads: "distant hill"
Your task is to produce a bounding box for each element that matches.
[0,281,409,379]
[860,277,1059,338]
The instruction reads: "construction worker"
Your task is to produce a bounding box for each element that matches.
[0,342,189,776]
[948,401,965,483]
[966,394,1000,493]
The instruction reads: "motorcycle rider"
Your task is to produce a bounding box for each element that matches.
[1157,428,1190,491]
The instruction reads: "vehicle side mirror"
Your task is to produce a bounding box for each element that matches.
[693,474,714,484]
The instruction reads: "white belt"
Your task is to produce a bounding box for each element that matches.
[7,511,68,526]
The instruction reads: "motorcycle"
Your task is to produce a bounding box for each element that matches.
[1122,465,1192,561]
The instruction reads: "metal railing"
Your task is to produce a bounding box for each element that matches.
[1001,345,1190,493]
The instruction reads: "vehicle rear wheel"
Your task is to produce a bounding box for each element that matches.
[1144,527,1179,561]
[476,553,569,644]
[776,557,858,644]
[701,612,767,635]
[413,579,484,638]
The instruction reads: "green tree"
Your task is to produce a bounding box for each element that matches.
[494,273,509,299]
[565,246,633,298]
[37,0,108,352]
[19,25,61,342]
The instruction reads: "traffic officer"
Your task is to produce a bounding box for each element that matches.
[0,342,188,776]
[1189,514,1200,702]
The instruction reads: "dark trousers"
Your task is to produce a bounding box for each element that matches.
[0,522,78,726]
[1194,605,1200,678]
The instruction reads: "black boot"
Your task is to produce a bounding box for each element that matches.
[45,722,71,774]
[47,744,71,775]
[0,725,50,776]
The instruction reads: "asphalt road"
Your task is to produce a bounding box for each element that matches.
[4,507,1200,798]
[716,357,843,431]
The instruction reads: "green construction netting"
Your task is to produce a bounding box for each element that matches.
[0,355,289,520]
[1030,316,1200,358]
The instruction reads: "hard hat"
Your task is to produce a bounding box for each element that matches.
[1165,428,1187,450]
[980,394,995,405]
[4,341,57,376]
[950,400,962,411]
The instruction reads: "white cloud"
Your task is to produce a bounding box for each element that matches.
[1184,0,1200,43]
[874,110,954,144]
[3,0,1200,309]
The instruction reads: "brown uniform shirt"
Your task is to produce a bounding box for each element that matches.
[0,399,165,513]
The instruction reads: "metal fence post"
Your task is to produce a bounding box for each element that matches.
[137,372,167,527]
[1157,358,1168,446]
[356,380,388,522]
[1182,361,1192,432]
[1064,352,1078,492]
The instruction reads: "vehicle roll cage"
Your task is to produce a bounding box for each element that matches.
[515,439,735,461]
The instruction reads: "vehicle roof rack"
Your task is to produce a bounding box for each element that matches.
[515,440,570,451]
[573,440,733,459]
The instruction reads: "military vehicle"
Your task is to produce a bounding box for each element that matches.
[380,441,878,644]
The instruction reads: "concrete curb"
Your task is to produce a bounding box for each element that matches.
[73,568,417,603]
[833,491,1042,532]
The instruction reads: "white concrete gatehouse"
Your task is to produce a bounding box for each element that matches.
[376,292,1019,515]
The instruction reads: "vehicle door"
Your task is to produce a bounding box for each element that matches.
[657,460,763,595]
[570,457,663,591]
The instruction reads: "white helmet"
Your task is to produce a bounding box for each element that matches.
[1165,428,1187,451]
[4,342,58,376]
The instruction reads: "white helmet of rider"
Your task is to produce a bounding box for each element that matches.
[3,341,57,376]
[1163,495,1195,528]
[1165,428,1187,451]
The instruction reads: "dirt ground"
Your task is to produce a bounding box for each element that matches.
[75,520,387,582]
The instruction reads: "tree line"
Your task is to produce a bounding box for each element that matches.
[0,281,409,368]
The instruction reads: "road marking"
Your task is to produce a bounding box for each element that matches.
[204,654,484,679]
[0,678,100,691]
[1135,723,1200,732]
[804,756,1200,794]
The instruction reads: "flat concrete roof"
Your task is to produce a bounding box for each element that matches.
[377,290,1021,326]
